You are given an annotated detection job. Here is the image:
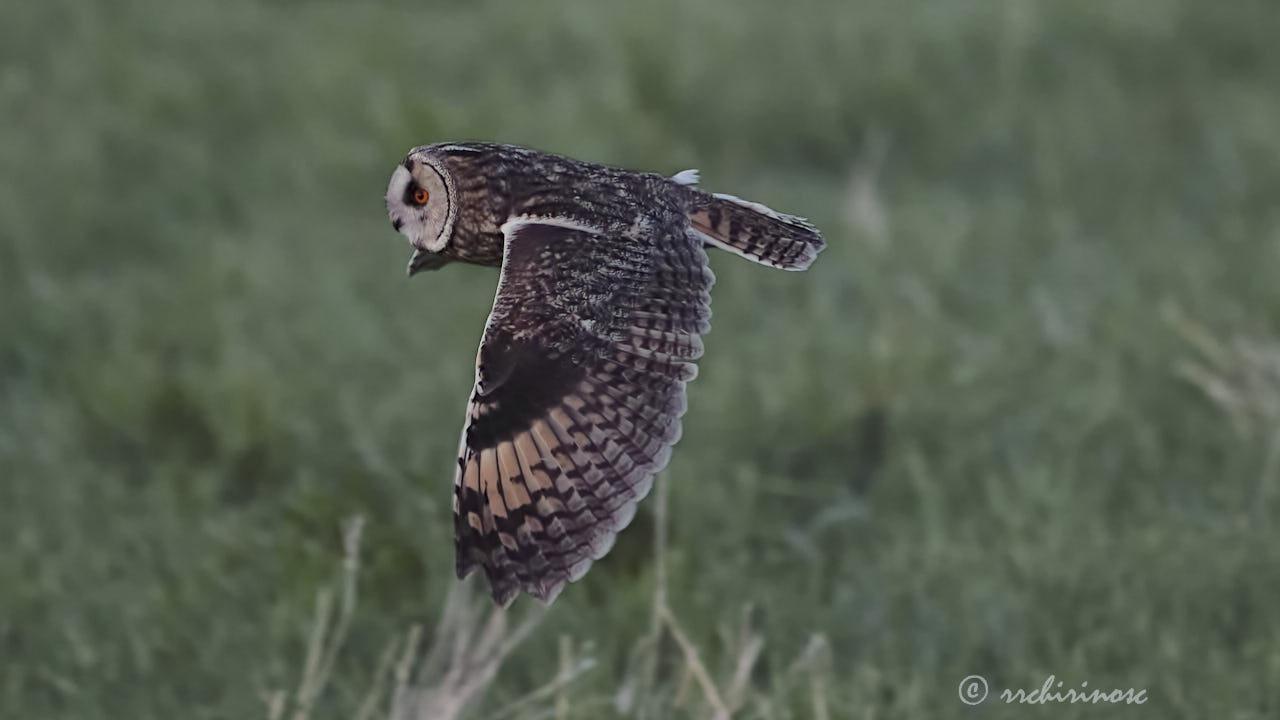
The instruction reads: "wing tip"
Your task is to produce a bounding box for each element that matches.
[491,581,521,609]
[466,471,672,607]
[528,578,567,606]
[783,241,825,271]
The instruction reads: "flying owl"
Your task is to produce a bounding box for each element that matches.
[384,142,824,606]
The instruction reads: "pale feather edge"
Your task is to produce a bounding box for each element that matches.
[691,227,819,272]
[710,191,820,232]
[670,169,700,186]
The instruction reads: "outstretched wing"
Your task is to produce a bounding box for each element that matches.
[454,214,713,606]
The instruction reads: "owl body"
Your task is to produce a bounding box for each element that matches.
[393,143,692,270]
[385,142,824,606]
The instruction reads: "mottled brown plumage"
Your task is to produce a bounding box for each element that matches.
[384,142,824,606]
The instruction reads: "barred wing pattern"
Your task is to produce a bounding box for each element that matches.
[455,216,713,606]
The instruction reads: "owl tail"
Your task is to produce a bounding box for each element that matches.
[688,192,825,271]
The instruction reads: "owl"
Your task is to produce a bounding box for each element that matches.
[385,142,824,606]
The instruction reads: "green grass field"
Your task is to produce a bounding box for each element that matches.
[3,0,1279,717]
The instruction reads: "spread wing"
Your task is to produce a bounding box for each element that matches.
[454,215,713,606]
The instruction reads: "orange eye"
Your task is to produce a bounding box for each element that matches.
[412,188,429,205]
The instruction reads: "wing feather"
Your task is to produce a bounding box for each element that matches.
[453,215,712,605]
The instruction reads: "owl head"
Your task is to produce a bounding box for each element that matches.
[386,148,457,252]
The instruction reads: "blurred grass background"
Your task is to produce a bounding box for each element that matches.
[3,0,1280,717]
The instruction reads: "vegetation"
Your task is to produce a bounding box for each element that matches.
[3,0,1278,717]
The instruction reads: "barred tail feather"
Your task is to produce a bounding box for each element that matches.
[688,192,825,271]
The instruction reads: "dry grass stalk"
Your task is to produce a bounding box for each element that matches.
[264,516,366,720]
[1166,302,1280,437]
[353,635,402,720]
[1166,302,1280,504]
[265,474,840,720]
[388,583,544,720]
